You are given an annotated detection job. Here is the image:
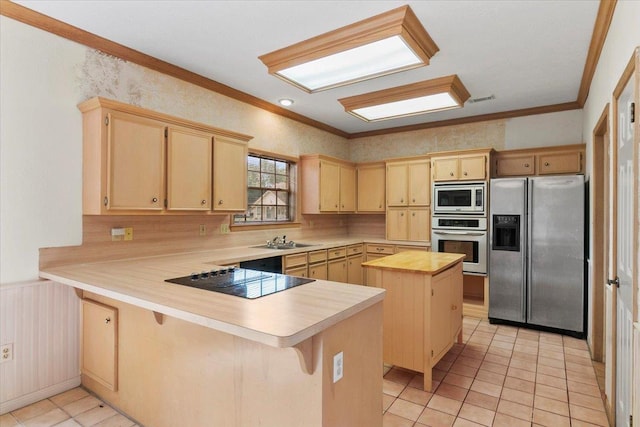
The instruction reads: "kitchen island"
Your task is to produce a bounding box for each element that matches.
[40,251,385,427]
[363,250,465,392]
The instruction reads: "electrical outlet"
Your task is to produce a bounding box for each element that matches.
[220,223,230,234]
[124,227,133,241]
[199,225,206,236]
[111,227,125,241]
[1,343,13,363]
[332,351,343,383]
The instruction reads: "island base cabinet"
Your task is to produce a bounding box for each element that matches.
[367,262,463,392]
[80,292,382,427]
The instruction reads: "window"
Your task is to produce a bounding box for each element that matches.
[233,154,294,224]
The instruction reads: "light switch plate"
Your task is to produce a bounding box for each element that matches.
[333,351,343,383]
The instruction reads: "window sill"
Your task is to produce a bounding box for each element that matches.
[230,222,302,232]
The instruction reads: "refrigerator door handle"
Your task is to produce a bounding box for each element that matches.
[526,179,533,322]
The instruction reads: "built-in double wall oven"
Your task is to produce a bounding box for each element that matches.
[431,182,487,274]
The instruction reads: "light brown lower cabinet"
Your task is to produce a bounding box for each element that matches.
[365,261,463,391]
[82,299,118,391]
[79,292,383,427]
[347,254,364,285]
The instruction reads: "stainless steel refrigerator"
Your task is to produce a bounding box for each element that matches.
[489,175,585,334]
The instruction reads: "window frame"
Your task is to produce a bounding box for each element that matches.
[231,151,299,228]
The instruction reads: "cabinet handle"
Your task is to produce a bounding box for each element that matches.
[400,198,404,203]
[524,163,530,167]
[412,212,415,216]
[152,197,158,203]
[544,162,550,167]
[218,200,223,205]
[463,171,468,176]
[378,204,382,208]
[201,199,207,205]
[376,248,384,252]
[449,172,454,176]
[105,317,111,324]
[335,204,338,208]
[412,198,416,202]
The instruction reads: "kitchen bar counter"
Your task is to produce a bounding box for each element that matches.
[40,250,384,348]
[40,249,386,427]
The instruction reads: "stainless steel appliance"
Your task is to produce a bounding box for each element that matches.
[432,216,487,274]
[489,176,585,334]
[166,267,315,299]
[433,182,486,215]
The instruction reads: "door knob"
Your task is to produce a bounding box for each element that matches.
[607,276,620,287]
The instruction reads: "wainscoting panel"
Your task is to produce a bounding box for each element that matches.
[0,280,80,414]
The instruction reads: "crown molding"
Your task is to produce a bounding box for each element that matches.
[1,0,616,139]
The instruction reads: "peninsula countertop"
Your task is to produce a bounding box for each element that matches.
[362,250,465,274]
[40,248,385,349]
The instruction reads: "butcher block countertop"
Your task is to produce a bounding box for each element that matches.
[40,248,385,349]
[362,251,465,274]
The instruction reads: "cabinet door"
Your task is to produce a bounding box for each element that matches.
[430,274,452,363]
[408,208,430,242]
[494,154,535,177]
[327,258,348,283]
[107,112,165,210]
[319,161,340,211]
[408,161,430,205]
[459,155,486,180]
[167,127,212,210]
[386,208,408,240]
[386,163,408,205]
[308,262,328,280]
[213,136,247,211]
[347,254,364,285]
[357,165,385,211]
[432,157,458,181]
[340,165,356,212]
[537,151,582,175]
[82,299,118,391]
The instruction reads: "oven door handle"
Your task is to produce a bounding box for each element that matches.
[433,230,485,236]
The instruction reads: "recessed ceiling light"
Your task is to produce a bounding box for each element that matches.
[338,75,470,122]
[259,6,438,92]
[279,99,294,107]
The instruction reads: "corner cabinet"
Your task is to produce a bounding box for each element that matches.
[356,162,385,212]
[491,144,585,177]
[300,154,356,214]
[79,97,252,215]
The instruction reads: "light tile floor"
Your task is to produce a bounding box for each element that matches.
[1,317,609,427]
[0,387,138,427]
[382,317,610,427]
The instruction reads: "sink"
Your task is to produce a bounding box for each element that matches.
[251,243,316,250]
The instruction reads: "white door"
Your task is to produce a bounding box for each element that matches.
[614,71,634,427]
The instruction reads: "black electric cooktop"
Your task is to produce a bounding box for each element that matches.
[165,267,315,299]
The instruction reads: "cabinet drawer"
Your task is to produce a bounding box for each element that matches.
[365,243,395,255]
[328,247,347,260]
[395,245,429,252]
[347,244,364,256]
[284,265,308,277]
[308,249,328,264]
[283,253,307,269]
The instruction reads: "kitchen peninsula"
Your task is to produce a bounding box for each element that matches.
[363,250,465,392]
[40,249,385,427]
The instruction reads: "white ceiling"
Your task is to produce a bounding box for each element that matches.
[15,0,600,135]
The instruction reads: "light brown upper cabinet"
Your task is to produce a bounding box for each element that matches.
[167,127,212,211]
[357,162,386,212]
[300,154,356,214]
[386,158,430,206]
[104,111,166,212]
[79,97,252,215]
[491,144,585,178]
[386,207,430,241]
[213,136,248,212]
[432,152,489,182]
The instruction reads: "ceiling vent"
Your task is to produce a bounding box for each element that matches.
[468,95,495,104]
